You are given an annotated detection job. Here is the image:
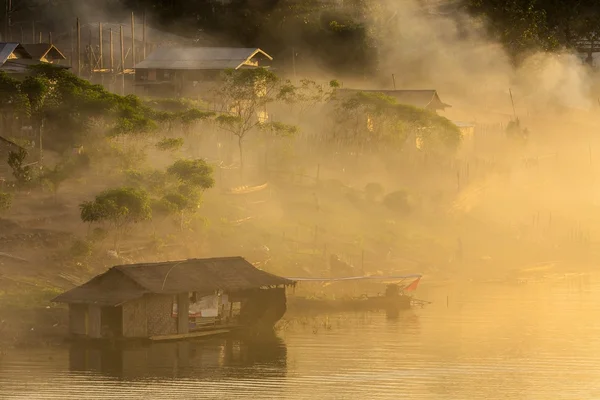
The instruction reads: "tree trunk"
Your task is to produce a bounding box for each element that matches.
[238,136,244,181]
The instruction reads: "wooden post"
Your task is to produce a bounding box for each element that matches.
[316,163,320,184]
[120,25,125,95]
[48,32,52,45]
[109,28,113,73]
[38,31,42,43]
[392,74,396,90]
[177,293,189,334]
[142,10,147,59]
[32,21,35,43]
[361,250,365,275]
[4,0,11,42]
[131,12,135,68]
[99,22,103,69]
[70,27,74,69]
[87,305,101,339]
[76,18,81,76]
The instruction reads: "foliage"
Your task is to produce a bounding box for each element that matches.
[156,137,185,152]
[41,153,88,195]
[70,238,94,259]
[383,190,411,214]
[466,0,600,58]
[7,149,32,187]
[213,68,298,168]
[167,159,215,190]
[0,191,12,213]
[80,187,152,248]
[332,92,461,151]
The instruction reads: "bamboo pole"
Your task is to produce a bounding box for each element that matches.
[70,27,74,69]
[109,28,113,73]
[38,31,41,43]
[131,12,135,68]
[142,10,146,59]
[120,25,125,95]
[76,18,81,76]
[48,32,52,45]
[99,22,103,69]
[32,21,35,43]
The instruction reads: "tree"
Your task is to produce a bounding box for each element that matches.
[214,68,297,172]
[7,149,32,187]
[80,187,152,249]
[332,91,461,152]
[156,137,185,152]
[164,159,215,230]
[21,75,51,163]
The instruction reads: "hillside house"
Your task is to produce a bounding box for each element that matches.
[52,257,295,341]
[21,43,67,64]
[133,47,273,97]
[338,89,451,113]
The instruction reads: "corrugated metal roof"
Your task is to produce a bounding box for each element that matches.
[134,47,272,70]
[21,43,66,61]
[0,43,32,65]
[338,89,451,110]
[52,257,295,305]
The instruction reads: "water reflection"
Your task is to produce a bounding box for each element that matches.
[69,332,287,380]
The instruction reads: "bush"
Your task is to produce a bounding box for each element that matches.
[0,191,12,213]
[383,190,411,213]
[365,182,384,202]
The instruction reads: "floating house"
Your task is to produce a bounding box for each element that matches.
[337,89,451,113]
[52,257,295,341]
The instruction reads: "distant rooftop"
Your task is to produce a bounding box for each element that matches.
[134,47,273,70]
[338,89,451,110]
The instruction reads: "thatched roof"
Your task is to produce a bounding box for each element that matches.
[337,89,451,111]
[134,47,272,70]
[52,257,294,306]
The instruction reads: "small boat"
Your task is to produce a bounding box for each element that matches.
[285,274,429,314]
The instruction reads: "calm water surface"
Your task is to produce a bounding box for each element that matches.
[1,274,599,399]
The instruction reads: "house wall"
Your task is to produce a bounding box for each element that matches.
[122,297,148,338]
[69,304,87,335]
[88,305,102,338]
[145,294,177,336]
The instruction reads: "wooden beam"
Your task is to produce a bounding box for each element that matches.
[131,12,135,68]
[109,28,113,73]
[177,293,189,334]
[76,18,81,76]
[99,22,103,69]
[149,328,233,341]
[142,10,146,60]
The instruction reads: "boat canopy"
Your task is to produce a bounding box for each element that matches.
[285,274,422,283]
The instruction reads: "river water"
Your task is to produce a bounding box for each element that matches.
[1,274,598,399]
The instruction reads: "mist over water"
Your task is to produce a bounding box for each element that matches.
[1,275,598,399]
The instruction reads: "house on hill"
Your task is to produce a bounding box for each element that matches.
[52,257,295,340]
[21,43,67,64]
[337,89,451,113]
[0,42,69,75]
[0,42,32,74]
[133,47,273,97]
